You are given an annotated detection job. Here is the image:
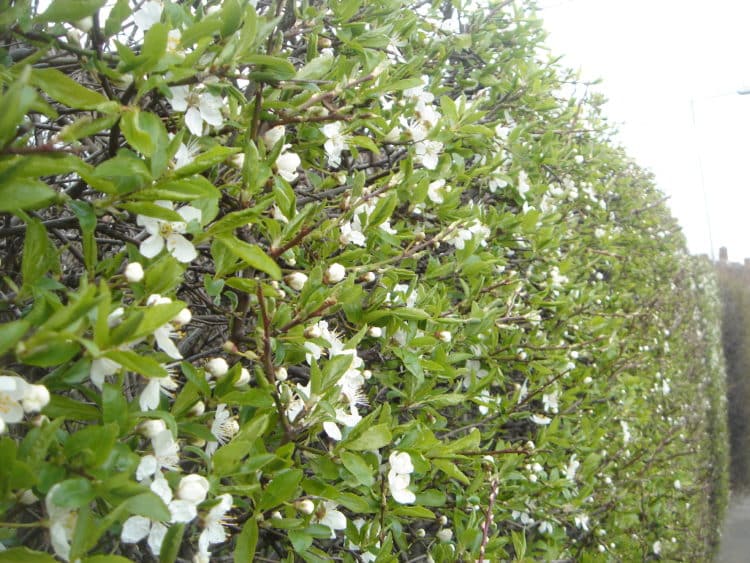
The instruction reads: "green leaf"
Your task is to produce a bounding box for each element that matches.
[213,413,270,476]
[234,518,259,562]
[105,349,168,379]
[340,451,375,486]
[51,477,96,508]
[0,548,58,563]
[159,522,185,563]
[214,235,281,280]
[103,0,131,37]
[37,0,106,23]
[342,423,392,451]
[132,301,187,341]
[121,491,171,522]
[392,505,435,519]
[83,556,136,563]
[0,67,37,147]
[31,68,109,109]
[243,54,296,80]
[258,468,303,510]
[64,423,118,469]
[140,176,221,201]
[0,319,30,356]
[0,177,56,212]
[120,201,184,222]
[173,145,241,178]
[44,395,100,421]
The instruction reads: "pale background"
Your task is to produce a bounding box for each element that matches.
[539,0,750,262]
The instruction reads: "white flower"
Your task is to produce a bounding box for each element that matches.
[136,429,180,481]
[565,454,580,481]
[400,116,428,142]
[517,170,531,198]
[340,221,366,246]
[321,122,349,167]
[173,140,200,169]
[125,262,145,283]
[206,404,239,456]
[173,307,192,327]
[133,0,162,30]
[368,326,382,338]
[574,513,590,531]
[285,272,309,291]
[275,146,301,182]
[313,501,347,538]
[674,479,681,490]
[169,86,224,136]
[137,201,201,263]
[0,376,48,429]
[263,125,286,148]
[621,420,631,444]
[198,494,233,554]
[324,263,346,283]
[539,520,554,534]
[121,475,171,556]
[414,139,442,170]
[206,358,229,379]
[427,179,449,204]
[531,414,551,425]
[542,389,559,414]
[46,485,77,562]
[653,540,662,555]
[139,370,179,411]
[387,451,415,504]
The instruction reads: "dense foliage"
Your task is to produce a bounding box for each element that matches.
[716,260,750,491]
[0,0,728,561]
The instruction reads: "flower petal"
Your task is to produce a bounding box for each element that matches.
[185,106,203,136]
[147,521,168,555]
[121,515,151,543]
[140,233,165,258]
[166,234,198,263]
[169,86,190,112]
[199,93,224,126]
[323,421,342,441]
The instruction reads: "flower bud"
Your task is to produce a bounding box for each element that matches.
[324,263,346,284]
[230,153,245,169]
[360,271,376,283]
[436,528,453,542]
[318,37,332,48]
[30,414,49,427]
[304,325,322,339]
[368,326,383,338]
[285,272,308,291]
[436,330,452,343]
[173,307,192,327]
[295,499,315,515]
[275,366,288,382]
[271,510,283,520]
[74,16,93,32]
[189,401,206,417]
[438,515,448,526]
[139,419,167,438]
[263,125,286,147]
[236,367,251,386]
[19,489,38,505]
[124,262,144,283]
[222,340,238,353]
[22,384,50,413]
[177,474,209,504]
[415,528,426,538]
[206,357,229,378]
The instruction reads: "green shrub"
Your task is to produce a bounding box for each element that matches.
[0,0,728,561]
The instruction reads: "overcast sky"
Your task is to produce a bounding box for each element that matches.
[538,0,750,262]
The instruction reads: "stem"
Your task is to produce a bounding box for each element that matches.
[478,477,498,563]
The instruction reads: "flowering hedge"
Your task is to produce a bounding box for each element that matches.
[0,0,728,561]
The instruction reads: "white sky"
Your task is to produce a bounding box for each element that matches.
[538,0,750,262]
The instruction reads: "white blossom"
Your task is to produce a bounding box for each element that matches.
[139,370,179,411]
[169,86,224,136]
[137,201,201,263]
[427,179,449,204]
[206,357,229,379]
[387,451,416,504]
[414,139,442,170]
[198,494,233,555]
[322,122,349,167]
[133,0,162,30]
[313,501,347,538]
[0,376,49,430]
[263,125,286,148]
[206,404,239,457]
[276,146,301,182]
[45,484,77,562]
